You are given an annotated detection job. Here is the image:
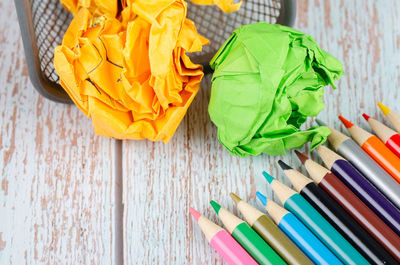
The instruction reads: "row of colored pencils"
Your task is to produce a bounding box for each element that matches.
[190,103,400,265]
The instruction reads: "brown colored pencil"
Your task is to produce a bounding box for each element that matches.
[317,145,400,236]
[315,119,400,209]
[279,160,397,265]
[296,151,400,262]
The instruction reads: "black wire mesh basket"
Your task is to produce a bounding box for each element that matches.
[15,0,296,103]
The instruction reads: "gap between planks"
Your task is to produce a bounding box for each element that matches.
[114,139,124,265]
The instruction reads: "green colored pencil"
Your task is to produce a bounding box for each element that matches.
[210,200,287,265]
[230,193,313,265]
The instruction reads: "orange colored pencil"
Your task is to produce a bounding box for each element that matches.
[378,102,400,133]
[363,113,400,158]
[339,115,400,183]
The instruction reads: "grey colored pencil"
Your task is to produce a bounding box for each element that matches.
[316,119,400,209]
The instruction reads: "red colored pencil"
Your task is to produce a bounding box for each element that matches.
[363,113,400,158]
[339,115,400,183]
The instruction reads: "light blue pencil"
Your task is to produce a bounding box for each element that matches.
[257,192,343,265]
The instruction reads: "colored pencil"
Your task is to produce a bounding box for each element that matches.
[316,119,400,209]
[363,113,400,158]
[189,207,258,265]
[210,200,287,265]
[317,145,400,236]
[297,152,400,262]
[230,193,313,265]
[256,192,343,265]
[263,172,367,265]
[339,115,400,182]
[378,102,400,133]
[279,160,396,265]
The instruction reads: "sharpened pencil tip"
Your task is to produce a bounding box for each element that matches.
[295,150,309,165]
[256,192,267,206]
[262,171,275,184]
[316,145,328,153]
[378,102,390,116]
[189,207,201,222]
[338,115,354,128]
[362,113,371,121]
[210,200,221,214]
[278,160,292,170]
[230,193,241,205]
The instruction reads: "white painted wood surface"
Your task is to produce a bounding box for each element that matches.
[123,1,400,264]
[0,0,399,264]
[0,1,118,265]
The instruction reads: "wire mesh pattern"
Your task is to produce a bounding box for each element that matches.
[23,0,286,101]
[31,0,72,83]
[187,0,281,64]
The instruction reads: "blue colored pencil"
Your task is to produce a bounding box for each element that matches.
[262,172,370,265]
[257,192,343,265]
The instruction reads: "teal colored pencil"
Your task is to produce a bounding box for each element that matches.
[263,172,370,265]
[256,192,343,265]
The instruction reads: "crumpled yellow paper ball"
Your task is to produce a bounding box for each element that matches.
[54,0,209,142]
[60,0,241,15]
[59,0,119,16]
[190,0,241,13]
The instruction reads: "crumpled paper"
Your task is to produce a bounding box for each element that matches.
[59,0,119,16]
[209,22,344,156]
[54,1,209,142]
[60,0,241,15]
[190,0,241,13]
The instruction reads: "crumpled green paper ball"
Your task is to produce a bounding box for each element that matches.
[209,22,344,156]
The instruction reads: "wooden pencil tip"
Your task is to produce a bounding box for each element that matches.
[317,145,339,169]
[295,150,309,165]
[278,160,292,171]
[210,200,221,215]
[338,115,354,128]
[189,207,201,222]
[262,171,275,184]
[230,193,242,205]
[378,102,391,116]
[316,145,328,153]
[256,192,267,206]
[362,113,371,121]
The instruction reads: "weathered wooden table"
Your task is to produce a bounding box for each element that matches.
[1,0,399,264]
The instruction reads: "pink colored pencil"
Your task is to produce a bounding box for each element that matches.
[189,207,258,265]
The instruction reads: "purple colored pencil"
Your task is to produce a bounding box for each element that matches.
[317,146,400,236]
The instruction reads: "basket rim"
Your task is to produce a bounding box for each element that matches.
[14,0,296,103]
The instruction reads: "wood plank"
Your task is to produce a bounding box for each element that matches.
[123,75,270,265]
[123,0,400,264]
[300,0,400,133]
[0,1,117,264]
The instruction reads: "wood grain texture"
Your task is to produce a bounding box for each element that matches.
[1,0,399,264]
[123,0,400,264]
[0,1,117,264]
